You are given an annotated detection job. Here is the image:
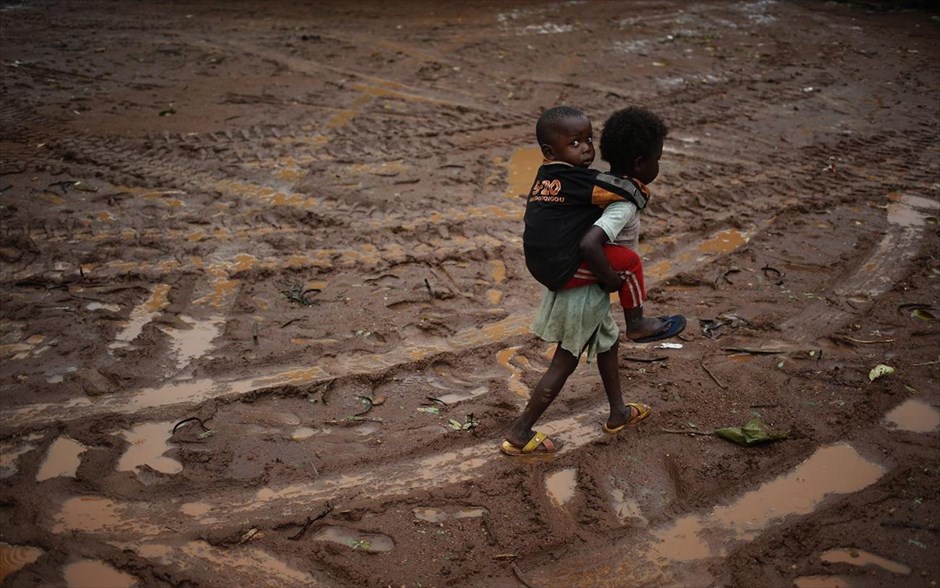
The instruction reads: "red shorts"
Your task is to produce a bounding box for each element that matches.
[561,244,645,309]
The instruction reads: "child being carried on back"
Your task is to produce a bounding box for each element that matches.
[523,105,685,343]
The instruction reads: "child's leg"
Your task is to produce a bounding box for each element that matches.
[562,244,666,340]
[503,344,579,448]
[596,339,627,422]
[597,340,649,430]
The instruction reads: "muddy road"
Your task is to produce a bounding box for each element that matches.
[1,1,938,586]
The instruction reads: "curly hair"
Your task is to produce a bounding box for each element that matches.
[600,107,668,172]
[535,105,587,145]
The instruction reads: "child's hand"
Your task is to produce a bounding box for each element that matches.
[601,273,626,293]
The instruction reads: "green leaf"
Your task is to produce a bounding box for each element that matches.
[715,418,788,446]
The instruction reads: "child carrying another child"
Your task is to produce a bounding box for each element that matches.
[501,105,682,455]
[524,105,685,343]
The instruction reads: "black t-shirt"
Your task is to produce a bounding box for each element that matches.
[523,163,647,290]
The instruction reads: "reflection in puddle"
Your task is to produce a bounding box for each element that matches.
[0,542,43,582]
[36,436,87,481]
[792,575,852,588]
[312,526,394,552]
[820,548,911,575]
[117,422,182,475]
[162,315,224,370]
[503,146,542,198]
[63,559,138,588]
[110,283,171,348]
[883,398,940,433]
[413,506,487,523]
[546,468,578,507]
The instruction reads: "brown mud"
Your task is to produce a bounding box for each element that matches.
[1,1,939,587]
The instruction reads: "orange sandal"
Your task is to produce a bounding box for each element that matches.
[603,403,651,434]
[500,431,559,455]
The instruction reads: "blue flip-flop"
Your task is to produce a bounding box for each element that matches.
[630,315,687,344]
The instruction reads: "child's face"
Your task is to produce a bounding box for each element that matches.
[633,139,664,185]
[541,116,595,168]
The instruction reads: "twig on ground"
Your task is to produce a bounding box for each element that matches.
[700,359,727,389]
[622,355,668,363]
[661,428,714,437]
[287,503,334,540]
[512,563,538,588]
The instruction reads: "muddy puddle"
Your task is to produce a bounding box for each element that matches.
[117,421,182,475]
[532,443,888,585]
[311,526,394,552]
[545,467,578,508]
[0,543,43,583]
[36,436,87,481]
[63,559,138,588]
[883,398,940,433]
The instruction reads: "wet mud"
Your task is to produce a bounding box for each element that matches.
[1,1,938,587]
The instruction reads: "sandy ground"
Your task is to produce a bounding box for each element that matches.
[1,1,939,586]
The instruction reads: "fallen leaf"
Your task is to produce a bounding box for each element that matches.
[869,364,895,382]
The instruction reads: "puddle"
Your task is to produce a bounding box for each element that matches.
[0,543,43,582]
[697,229,747,254]
[117,422,182,475]
[653,444,885,561]
[63,559,138,588]
[546,467,578,507]
[413,506,487,523]
[312,526,394,552]
[886,192,939,227]
[486,289,503,305]
[820,548,911,575]
[793,575,852,588]
[36,436,87,481]
[110,284,171,348]
[180,502,212,517]
[883,398,940,433]
[430,385,488,406]
[532,444,887,585]
[497,346,531,399]
[503,146,542,198]
[490,259,506,283]
[161,315,224,370]
[54,496,160,536]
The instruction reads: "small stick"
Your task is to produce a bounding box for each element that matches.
[700,359,727,389]
[622,355,668,363]
[512,563,538,588]
[661,428,714,436]
[288,503,334,540]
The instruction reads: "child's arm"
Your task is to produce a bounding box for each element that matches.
[579,226,623,292]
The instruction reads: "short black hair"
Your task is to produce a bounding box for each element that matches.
[536,105,587,145]
[600,107,668,171]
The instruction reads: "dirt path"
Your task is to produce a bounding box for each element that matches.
[1,1,938,587]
